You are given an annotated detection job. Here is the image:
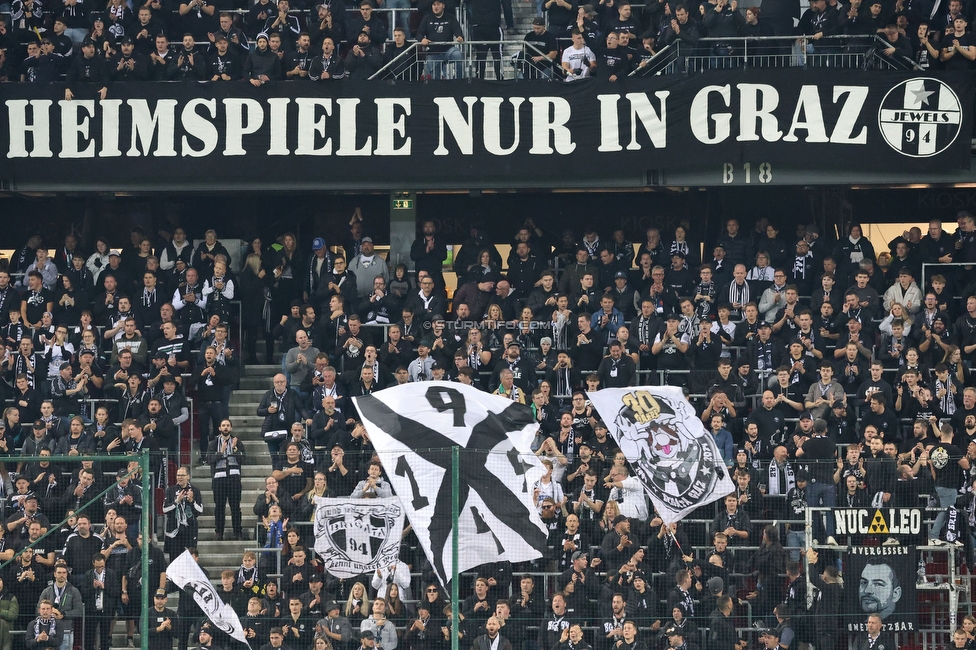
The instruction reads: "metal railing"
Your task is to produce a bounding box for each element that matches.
[633,34,918,75]
[370,39,557,80]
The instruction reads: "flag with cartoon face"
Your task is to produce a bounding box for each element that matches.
[587,387,734,524]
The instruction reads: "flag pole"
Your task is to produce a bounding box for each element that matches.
[665,523,689,559]
[141,450,150,650]
[451,445,459,650]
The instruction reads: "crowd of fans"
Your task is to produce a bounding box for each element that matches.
[2,0,970,85]
[0,210,975,650]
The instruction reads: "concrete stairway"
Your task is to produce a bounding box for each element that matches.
[105,348,286,649]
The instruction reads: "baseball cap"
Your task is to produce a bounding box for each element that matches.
[707,576,723,595]
[109,249,121,257]
[155,589,167,598]
[758,321,771,328]
[571,550,588,561]
[361,236,373,243]
[360,631,376,640]
[612,515,628,525]
[33,419,46,430]
[532,16,545,25]
[614,271,628,279]
[799,411,813,421]
[507,340,522,348]
[594,420,608,430]
[312,237,326,251]
[327,601,341,612]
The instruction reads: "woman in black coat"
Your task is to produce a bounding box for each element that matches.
[239,245,274,365]
[747,524,788,625]
[270,232,305,330]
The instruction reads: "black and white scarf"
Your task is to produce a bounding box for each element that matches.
[935,378,956,415]
[32,616,56,640]
[727,281,750,309]
[767,461,795,496]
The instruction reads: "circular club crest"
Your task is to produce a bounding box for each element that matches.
[878,78,962,158]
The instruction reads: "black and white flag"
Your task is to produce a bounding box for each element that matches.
[353,382,549,587]
[314,497,406,579]
[586,387,734,524]
[167,550,247,644]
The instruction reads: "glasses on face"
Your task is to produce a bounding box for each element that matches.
[427,588,438,593]
[542,505,554,510]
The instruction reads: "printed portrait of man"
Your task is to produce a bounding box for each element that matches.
[858,561,902,619]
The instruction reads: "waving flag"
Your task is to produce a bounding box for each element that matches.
[586,386,734,524]
[353,382,549,587]
[167,550,247,644]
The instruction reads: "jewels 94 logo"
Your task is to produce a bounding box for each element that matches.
[878,78,962,158]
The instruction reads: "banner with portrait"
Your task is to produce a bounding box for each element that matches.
[845,545,917,633]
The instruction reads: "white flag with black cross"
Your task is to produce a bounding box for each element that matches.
[353,382,549,587]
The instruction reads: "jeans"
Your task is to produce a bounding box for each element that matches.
[792,39,814,66]
[930,486,957,541]
[806,479,836,540]
[786,529,805,561]
[424,46,463,79]
[385,0,410,36]
[65,27,88,47]
[60,628,74,650]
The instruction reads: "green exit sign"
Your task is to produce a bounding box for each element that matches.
[392,199,414,210]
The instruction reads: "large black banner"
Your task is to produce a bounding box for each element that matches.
[1,71,972,190]
[845,545,917,633]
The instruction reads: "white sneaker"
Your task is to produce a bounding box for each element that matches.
[929,538,945,546]
[951,539,964,548]
[882,537,900,546]
[826,536,838,546]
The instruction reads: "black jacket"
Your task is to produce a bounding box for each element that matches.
[705,609,738,650]
[79,566,121,614]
